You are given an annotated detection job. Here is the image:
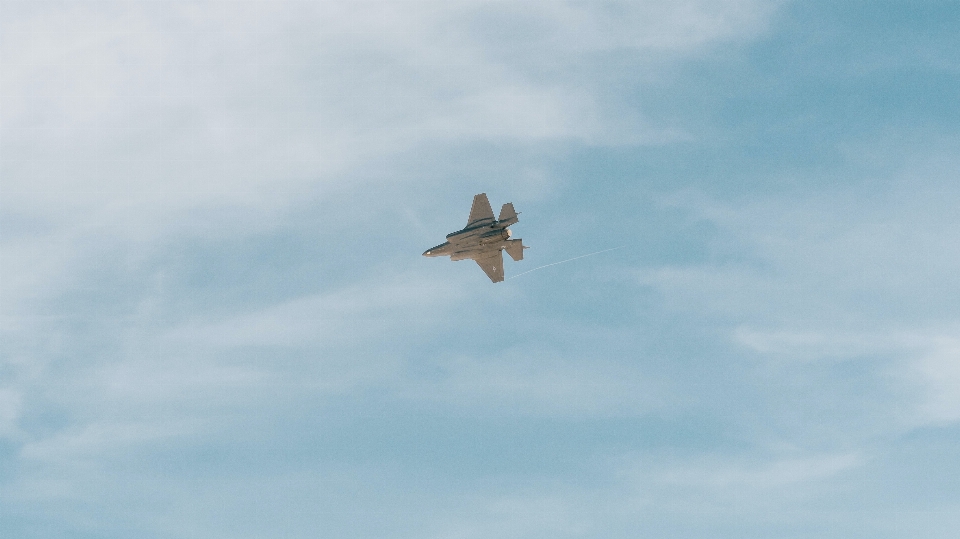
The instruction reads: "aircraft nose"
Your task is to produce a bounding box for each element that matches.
[423,242,448,257]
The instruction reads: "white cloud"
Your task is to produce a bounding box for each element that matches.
[643,452,862,491]
[426,491,591,539]
[19,420,196,464]
[402,346,668,417]
[645,177,960,327]
[487,0,778,53]
[1,2,326,318]
[637,152,960,435]
[1,1,319,225]
[732,324,960,429]
[1,0,783,317]
[3,0,780,220]
[164,270,467,349]
[153,267,671,415]
[0,388,23,440]
[157,271,470,395]
[606,450,866,524]
[733,326,903,360]
[317,0,778,177]
[908,335,960,425]
[414,450,862,538]
[652,156,960,320]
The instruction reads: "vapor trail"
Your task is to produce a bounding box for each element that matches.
[508,245,626,280]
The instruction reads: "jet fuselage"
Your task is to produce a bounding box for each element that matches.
[422,193,525,282]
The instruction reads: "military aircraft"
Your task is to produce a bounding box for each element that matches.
[423,193,526,282]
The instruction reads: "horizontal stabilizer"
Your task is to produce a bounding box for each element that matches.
[505,239,525,261]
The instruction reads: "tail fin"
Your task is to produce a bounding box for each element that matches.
[498,203,518,226]
[505,239,526,261]
[467,193,495,228]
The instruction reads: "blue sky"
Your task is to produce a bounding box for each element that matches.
[2,1,959,538]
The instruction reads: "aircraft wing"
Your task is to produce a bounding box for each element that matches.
[474,250,504,283]
[466,193,495,228]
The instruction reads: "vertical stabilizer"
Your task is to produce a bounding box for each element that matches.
[467,194,495,228]
[498,203,518,226]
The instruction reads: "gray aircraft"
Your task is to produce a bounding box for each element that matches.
[423,193,526,282]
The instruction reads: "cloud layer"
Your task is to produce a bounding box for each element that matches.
[3,1,960,538]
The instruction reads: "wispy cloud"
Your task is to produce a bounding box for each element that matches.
[399,346,670,417]
[0,388,23,440]
[317,0,779,178]
[638,155,960,435]
[6,1,960,538]
[640,452,863,490]
[906,335,960,425]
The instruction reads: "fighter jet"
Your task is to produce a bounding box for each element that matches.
[423,193,526,283]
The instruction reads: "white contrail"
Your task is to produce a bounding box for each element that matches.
[508,245,626,280]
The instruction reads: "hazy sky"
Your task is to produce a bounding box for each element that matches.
[2,1,960,538]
